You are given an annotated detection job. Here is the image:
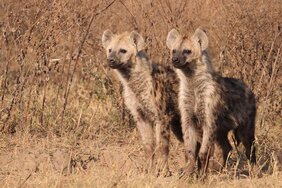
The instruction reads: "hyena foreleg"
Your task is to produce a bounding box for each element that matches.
[136,118,155,166]
[199,125,216,176]
[182,114,199,175]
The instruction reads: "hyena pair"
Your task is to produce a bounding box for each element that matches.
[102,28,256,176]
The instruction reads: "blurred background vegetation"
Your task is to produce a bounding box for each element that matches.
[0,0,280,136]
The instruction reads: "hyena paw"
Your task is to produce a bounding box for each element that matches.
[156,167,172,177]
[178,161,197,178]
[155,159,171,177]
[199,152,208,166]
[199,152,211,177]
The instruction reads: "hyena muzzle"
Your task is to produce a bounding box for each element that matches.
[166,28,256,176]
[102,30,183,174]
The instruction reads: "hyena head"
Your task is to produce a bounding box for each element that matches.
[102,30,146,69]
[166,28,209,70]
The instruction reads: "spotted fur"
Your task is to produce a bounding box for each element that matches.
[166,28,256,175]
[102,30,183,173]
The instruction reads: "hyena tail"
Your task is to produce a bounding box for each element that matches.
[170,114,184,142]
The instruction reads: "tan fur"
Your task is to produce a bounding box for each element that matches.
[167,28,256,176]
[102,30,183,175]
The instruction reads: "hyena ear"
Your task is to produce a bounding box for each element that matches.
[166,29,180,50]
[130,31,146,51]
[193,28,208,51]
[102,29,114,49]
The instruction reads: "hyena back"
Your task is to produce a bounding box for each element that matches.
[166,28,256,175]
[102,30,183,173]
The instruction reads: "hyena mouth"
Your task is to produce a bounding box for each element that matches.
[172,60,187,69]
[107,60,123,69]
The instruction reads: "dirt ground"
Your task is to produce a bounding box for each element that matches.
[1,128,282,187]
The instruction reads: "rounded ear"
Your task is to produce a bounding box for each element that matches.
[166,29,180,50]
[130,31,145,51]
[193,28,208,51]
[102,29,114,49]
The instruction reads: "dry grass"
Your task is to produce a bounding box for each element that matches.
[0,0,281,187]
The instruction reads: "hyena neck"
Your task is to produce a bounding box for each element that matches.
[195,51,214,76]
[176,52,218,97]
[129,50,154,90]
[177,51,215,90]
[128,51,156,116]
[116,64,132,80]
[114,50,153,95]
[115,50,151,81]
[134,50,153,73]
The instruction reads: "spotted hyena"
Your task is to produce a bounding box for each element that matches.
[102,30,183,174]
[166,28,256,175]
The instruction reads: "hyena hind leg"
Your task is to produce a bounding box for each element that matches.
[210,130,232,172]
[234,127,256,165]
[169,114,184,142]
[240,130,256,164]
[155,121,170,176]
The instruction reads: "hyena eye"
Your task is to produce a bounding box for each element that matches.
[172,49,176,54]
[119,49,127,54]
[183,49,192,55]
[108,49,112,53]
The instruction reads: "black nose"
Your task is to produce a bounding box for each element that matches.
[172,57,179,63]
[108,58,115,64]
